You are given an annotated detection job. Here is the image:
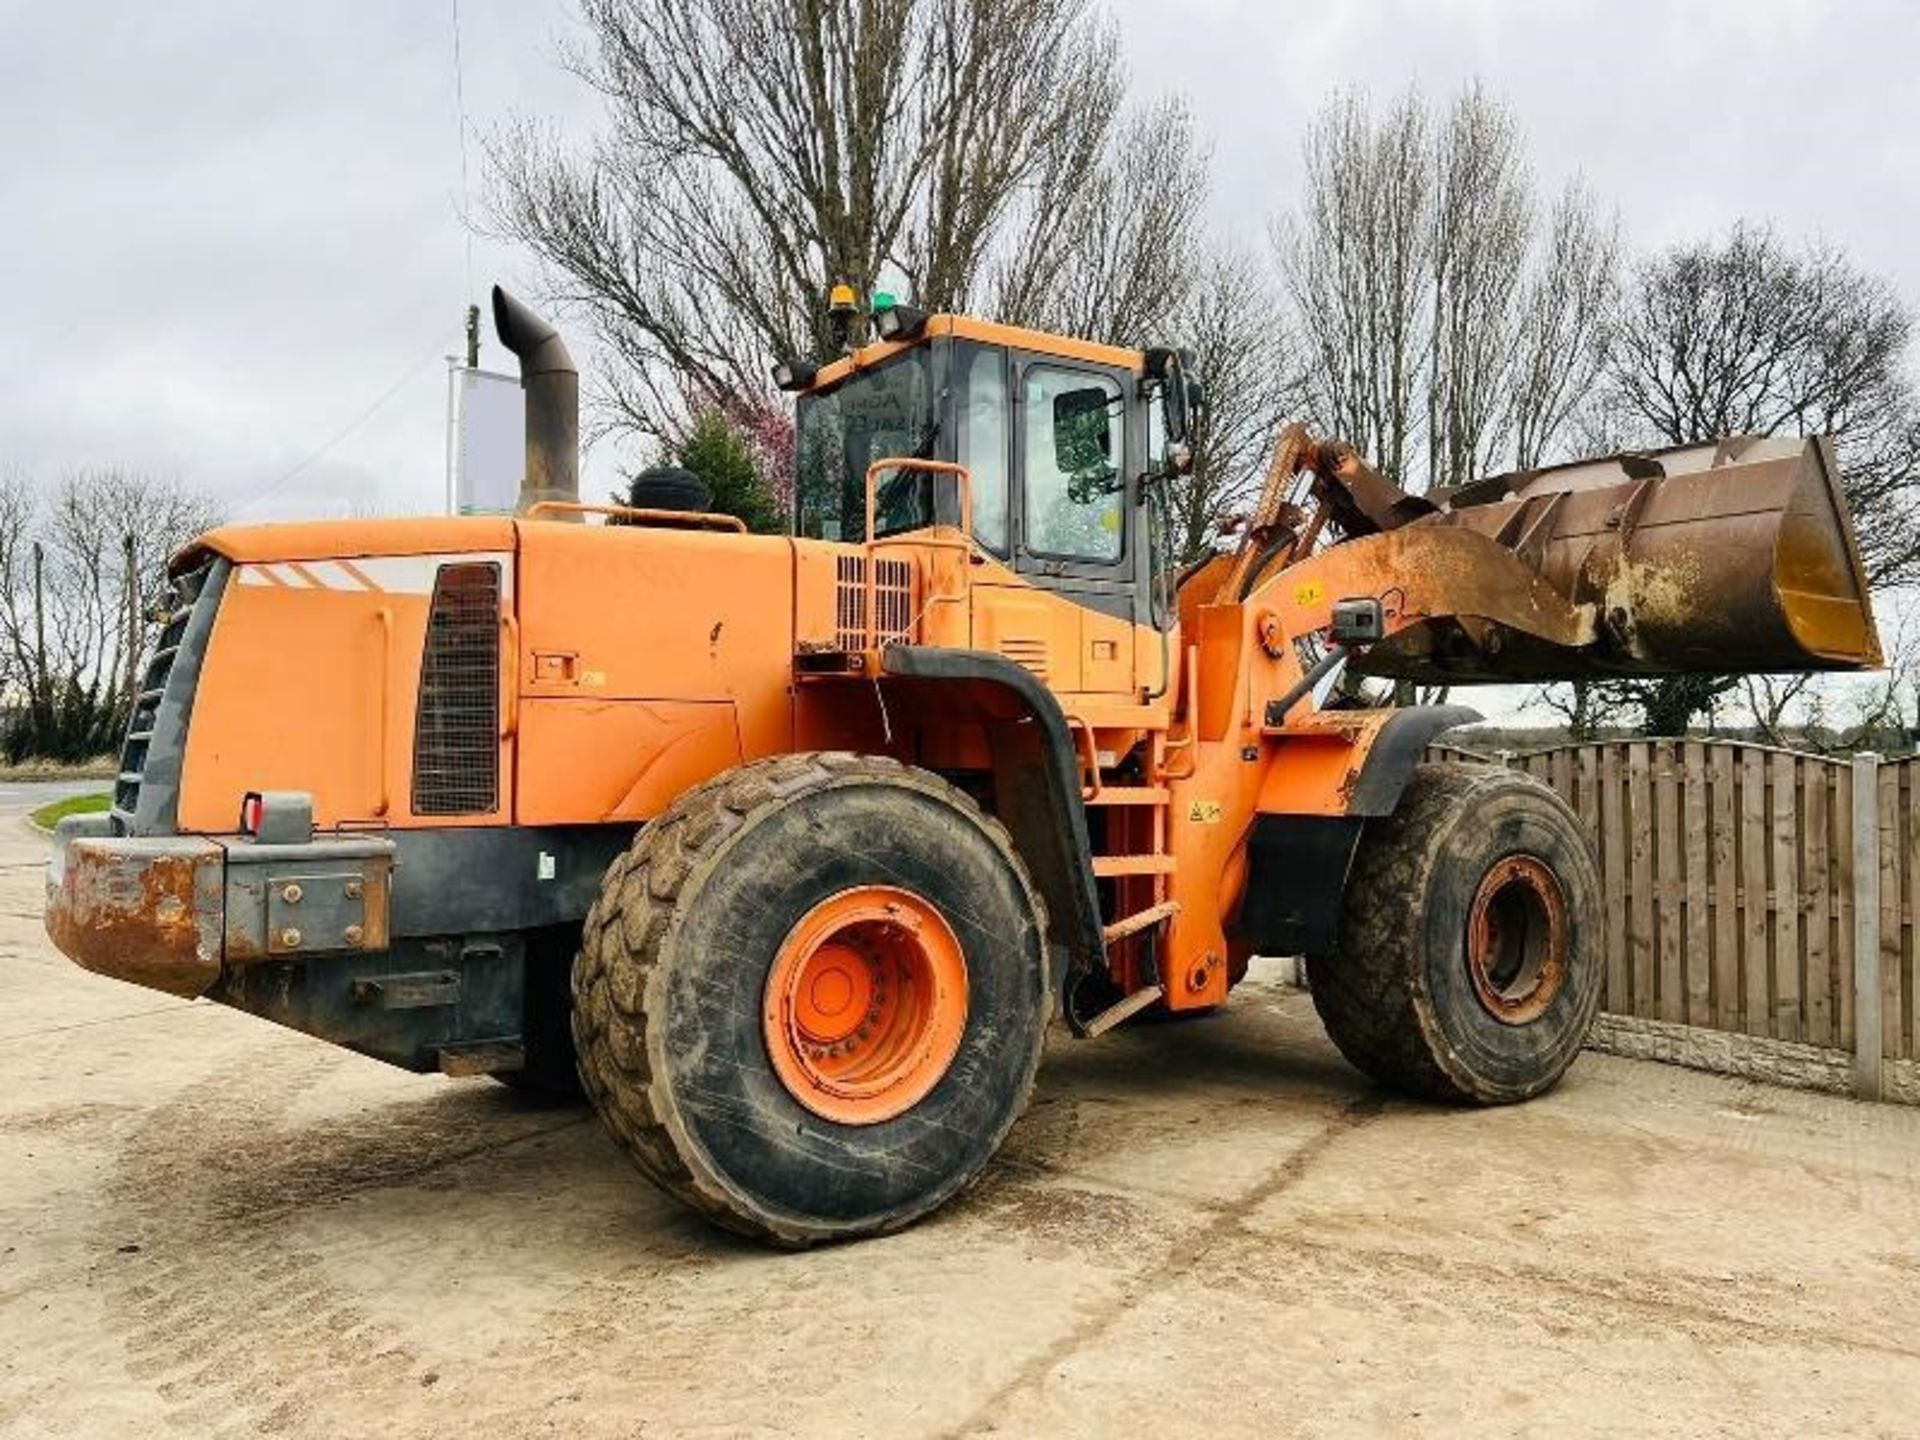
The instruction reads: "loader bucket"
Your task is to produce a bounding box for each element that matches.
[1359,435,1882,684]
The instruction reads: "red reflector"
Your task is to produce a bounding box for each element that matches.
[240,792,263,835]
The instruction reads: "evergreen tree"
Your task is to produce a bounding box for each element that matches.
[672,409,786,534]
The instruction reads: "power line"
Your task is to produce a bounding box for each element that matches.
[452,0,475,303]
[231,333,459,516]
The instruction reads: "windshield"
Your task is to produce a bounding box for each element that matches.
[795,348,937,542]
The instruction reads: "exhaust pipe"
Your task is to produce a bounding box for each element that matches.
[490,285,579,515]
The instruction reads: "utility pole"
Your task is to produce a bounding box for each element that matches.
[465,303,480,368]
[122,533,139,711]
[31,540,46,739]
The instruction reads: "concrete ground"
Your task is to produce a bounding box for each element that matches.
[4,794,1919,1439]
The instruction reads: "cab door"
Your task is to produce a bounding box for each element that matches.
[1011,356,1138,695]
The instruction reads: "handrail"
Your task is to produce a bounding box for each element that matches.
[374,605,393,817]
[524,500,748,533]
[1065,714,1103,802]
[1162,644,1201,757]
[500,612,520,741]
[859,459,976,650]
[863,459,974,546]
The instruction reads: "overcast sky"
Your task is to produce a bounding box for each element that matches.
[3,0,1916,526]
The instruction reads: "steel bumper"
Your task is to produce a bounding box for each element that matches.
[44,815,395,999]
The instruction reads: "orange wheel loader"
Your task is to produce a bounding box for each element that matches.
[45,288,1882,1245]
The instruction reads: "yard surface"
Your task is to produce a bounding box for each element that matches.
[4,793,1919,1438]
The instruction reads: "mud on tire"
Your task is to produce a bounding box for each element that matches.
[572,752,1052,1246]
[1308,762,1602,1105]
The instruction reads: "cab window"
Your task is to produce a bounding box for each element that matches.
[1023,367,1123,562]
[794,347,936,542]
[955,343,1009,553]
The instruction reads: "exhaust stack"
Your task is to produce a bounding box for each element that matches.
[490,285,579,515]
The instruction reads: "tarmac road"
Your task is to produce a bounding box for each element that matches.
[0,779,103,810]
[3,795,1919,1438]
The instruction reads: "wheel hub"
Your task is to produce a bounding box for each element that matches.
[763,886,969,1125]
[1465,854,1568,1026]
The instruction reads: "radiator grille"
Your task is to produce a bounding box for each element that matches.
[412,562,501,816]
[113,559,219,833]
[833,554,916,650]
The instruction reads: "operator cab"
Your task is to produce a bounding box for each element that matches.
[780,306,1197,628]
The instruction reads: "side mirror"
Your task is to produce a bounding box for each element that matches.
[1144,346,1201,446]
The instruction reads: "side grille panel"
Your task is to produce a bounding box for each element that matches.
[997,636,1050,681]
[833,553,917,651]
[412,562,502,816]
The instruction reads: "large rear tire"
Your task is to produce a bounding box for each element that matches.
[572,752,1051,1246]
[1308,762,1601,1104]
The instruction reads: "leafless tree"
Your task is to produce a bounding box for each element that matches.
[1424,84,1529,490]
[1510,181,1619,468]
[1605,222,1920,586]
[1742,670,1818,745]
[1590,223,1920,734]
[1274,85,1617,493]
[0,469,218,761]
[990,97,1208,347]
[1275,89,1431,486]
[1159,248,1304,563]
[488,0,1124,442]
[1523,678,1622,742]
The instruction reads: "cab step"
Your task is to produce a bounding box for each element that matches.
[1081,984,1166,1038]
[1091,854,1177,877]
[1084,786,1170,806]
[1103,900,1180,946]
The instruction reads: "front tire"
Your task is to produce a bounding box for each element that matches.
[573,752,1051,1246]
[1308,763,1602,1104]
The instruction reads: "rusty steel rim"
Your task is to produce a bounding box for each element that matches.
[762,886,969,1126]
[1465,854,1568,1026]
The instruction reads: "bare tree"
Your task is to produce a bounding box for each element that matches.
[1606,222,1920,586]
[1742,671,1818,745]
[1275,85,1616,494]
[1509,181,1619,468]
[1424,84,1529,490]
[1275,89,1431,486]
[488,0,1123,443]
[1590,223,1920,734]
[1523,678,1622,742]
[1159,248,1303,563]
[0,469,218,762]
[990,97,1208,347]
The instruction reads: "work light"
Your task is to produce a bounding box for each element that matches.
[874,302,929,343]
[772,357,819,392]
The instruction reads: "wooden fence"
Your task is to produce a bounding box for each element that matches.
[1433,739,1919,1100]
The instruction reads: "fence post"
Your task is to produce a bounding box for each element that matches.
[1852,751,1883,1101]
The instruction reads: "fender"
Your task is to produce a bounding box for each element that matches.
[880,645,1105,979]
[1237,704,1482,957]
[1347,703,1484,815]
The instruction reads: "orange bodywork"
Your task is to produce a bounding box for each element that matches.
[161,316,1880,1032]
[172,495,1413,1018]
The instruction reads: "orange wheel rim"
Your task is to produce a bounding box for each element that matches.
[763,886,969,1125]
[1466,854,1568,1026]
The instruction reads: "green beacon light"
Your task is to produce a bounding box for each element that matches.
[870,291,897,313]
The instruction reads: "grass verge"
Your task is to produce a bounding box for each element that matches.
[31,792,112,831]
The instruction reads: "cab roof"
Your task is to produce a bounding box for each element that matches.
[808,314,1145,392]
